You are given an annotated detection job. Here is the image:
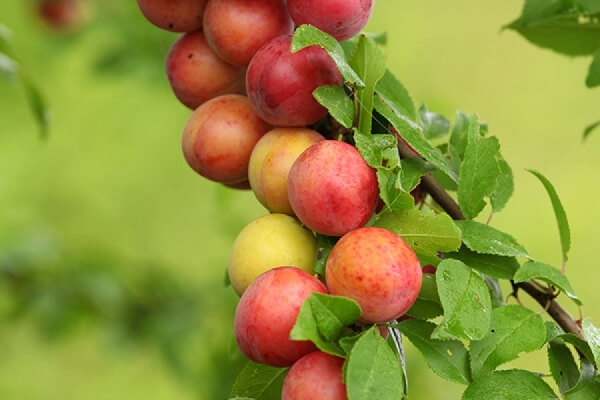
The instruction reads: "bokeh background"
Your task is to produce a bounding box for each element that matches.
[1,0,599,399]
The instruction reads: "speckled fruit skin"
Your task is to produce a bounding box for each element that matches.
[286,0,374,41]
[234,267,328,367]
[136,0,207,32]
[287,140,379,237]
[325,227,422,324]
[182,94,271,184]
[245,34,343,127]
[282,351,347,400]
[249,127,325,215]
[203,0,294,67]
[166,30,246,110]
[228,213,318,296]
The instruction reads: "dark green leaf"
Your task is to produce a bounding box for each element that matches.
[470,305,546,378]
[229,361,287,400]
[455,220,530,258]
[582,318,600,368]
[527,169,571,265]
[374,208,462,260]
[445,246,520,280]
[313,85,354,128]
[21,75,50,139]
[575,0,600,13]
[314,235,337,276]
[405,273,442,320]
[432,259,492,341]
[400,319,471,385]
[419,104,450,139]
[481,274,506,308]
[565,358,600,399]
[462,369,558,400]
[291,24,365,88]
[583,119,600,141]
[513,261,581,305]
[548,340,580,395]
[490,155,514,213]
[586,47,600,87]
[375,69,416,121]
[545,321,595,362]
[345,326,404,399]
[399,157,430,192]
[449,111,471,160]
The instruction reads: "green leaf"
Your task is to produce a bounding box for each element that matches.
[0,52,19,82]
[505,0,600,56]
[349,35,387,136]
[291,24,365,88]
[376,168,415,211]
[449,111,471,160]
[481,274,506,308]
[405,273,443,320]
[345,326,404,400]
[545,321,595,362]
[445,246,520,280]
[490,155,514,213]
[375,97,459,183]
[432,259,492,341]
[313,85,354,128]
[400,157,430,192]
[455,220,530,258]
[399,319,471,385]
[462,369,558,400]
[582,318,600,368]
[291,293,361,356]
[548,340,580,396]
[527,169,571,266]
[419,104,450,139]
[513,261,581,305]
[229,361,287,400]
[583,119,600,141]
[470,305,546,378]
[373,208,462,260]
[355,133,397,168]
[375,69,416,121]
[313,234,337,276]
[565,358,600,399]
[575,0,600,13]
[586,47,600,87]
[457,116,501,219]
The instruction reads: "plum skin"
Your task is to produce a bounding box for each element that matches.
[136,0,207,32]
[282,351,347,400]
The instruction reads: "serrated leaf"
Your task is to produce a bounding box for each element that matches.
[449,111,471,160]
[548,340,580,395]
[375,97,459,183]
[375,69,416,121]
[565,358,600,399]
[505,0,600,56]
[583,119,600,141]
[513,261,581,305]
[432,259,492,341]
[458,116,501,219]
[291,24,365,88]
[376,168,414,211]
[470,305,546,378]
[405,273,442,320]
[349,35,387,136]
[400,157,430,192]
[313,85,354,128]
[545,321,595,362]
[455,220,530,258]
[490,155,514,213]
[345,326,404,400]
[399,319,470,384]
[354,133,397,168]
[527,169,571,266]
[582,318,600,368]
[374,208,462,259]
[445,246,520,280]
[419,104,450,139]
[462,369,558,400]
[229,361,287,400]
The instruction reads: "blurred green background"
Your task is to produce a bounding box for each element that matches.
[1,0,599,399]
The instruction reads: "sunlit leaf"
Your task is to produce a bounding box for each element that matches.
[463,369,558,400]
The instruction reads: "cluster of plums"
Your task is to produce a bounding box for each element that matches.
[136,1,424,398]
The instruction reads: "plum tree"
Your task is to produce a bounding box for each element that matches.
[287,140,379,237]
[245,33,343,126]
[181,94,271,185]
[227,213,318,296]
[136,0,207,32]
[325,227,422,324]
[248,127,325,215]
[166,30,246,110]
[282,351,347,400]
[203,0,294,67]
[234,267,328,367]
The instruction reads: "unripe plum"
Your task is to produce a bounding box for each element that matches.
[245,34,343,127]
[248,127,325,215]
[203,0,294,67]
[166,30,246,110]
[282,351,347,400]
[286,0,374,41]
[228,213,318,296]
[182,94,271,184]
[234,267,328,367]
[136,0,207,32]
[287,140,379,237]
[325,227,422,324]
